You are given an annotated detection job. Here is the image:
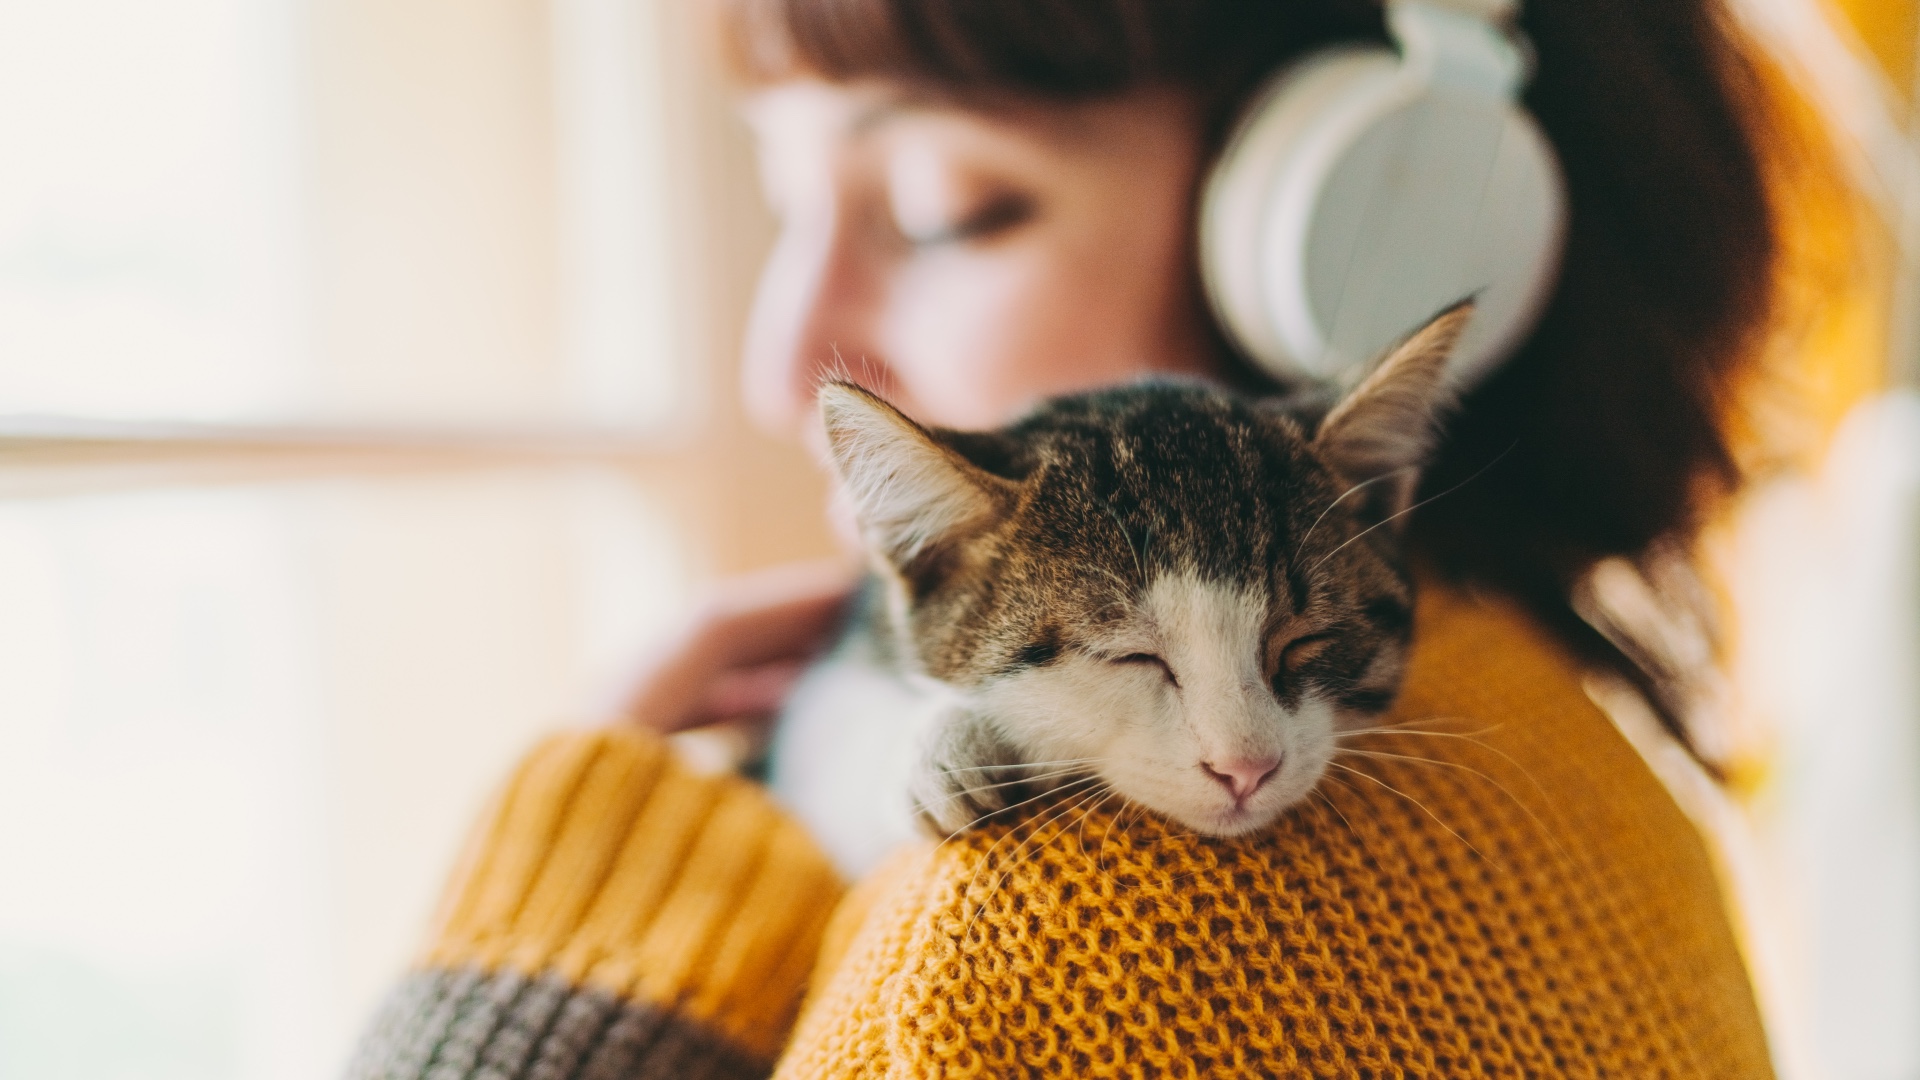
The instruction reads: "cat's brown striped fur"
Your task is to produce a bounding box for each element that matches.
[820,304,1468,836]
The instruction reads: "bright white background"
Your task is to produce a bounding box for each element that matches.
[0,0,833,1077]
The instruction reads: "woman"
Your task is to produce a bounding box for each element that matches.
[347,1,1805,1077]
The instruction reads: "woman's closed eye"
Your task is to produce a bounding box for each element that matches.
[896,191,1035,249]
[1110,652,1179,687]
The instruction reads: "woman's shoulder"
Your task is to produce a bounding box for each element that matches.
[779,582,1775,1078]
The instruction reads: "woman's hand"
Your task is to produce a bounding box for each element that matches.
[606,558,860,734]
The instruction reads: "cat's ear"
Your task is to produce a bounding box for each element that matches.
[1312,302,1470,520]
[818,381,1012,567]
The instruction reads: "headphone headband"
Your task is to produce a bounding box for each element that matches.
[1417,0,1518,20]
[1390,1,1525,93]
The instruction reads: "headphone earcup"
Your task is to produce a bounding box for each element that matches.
[1200,42,1565,387]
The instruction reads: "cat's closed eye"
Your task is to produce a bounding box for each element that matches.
[1110,652,1179,687]
[1272,634,1337,689]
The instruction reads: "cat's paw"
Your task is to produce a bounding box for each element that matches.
[913,765,1014,837]
[910,711,1035,837]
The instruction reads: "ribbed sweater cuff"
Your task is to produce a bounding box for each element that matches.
[345,728,845,1080]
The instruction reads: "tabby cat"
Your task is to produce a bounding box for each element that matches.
[780,304,1466,852]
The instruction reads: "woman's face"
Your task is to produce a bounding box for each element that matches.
[742,81,1218,445]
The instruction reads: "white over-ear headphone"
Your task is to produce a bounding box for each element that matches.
[1199,0,1565,388]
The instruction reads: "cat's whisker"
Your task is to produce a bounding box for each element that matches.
[919,767,1096,813]
[1316,773,1382,864]
[1309,441,1516,573]
[1074,787,1122,862]
[1319,771,1366,813]
[1333,725,1501,741]
[1120,802,1160,861]
[945,772,1103,841]
[1021,785,1118,894]
[1293,466,1416,561]
[1092,798,1138,881]
[1093,795,1133,883]
[1335,745,1567,862]
[1326,759,1494,865]
[944,776,1098,937]
[1113,799,1168,886]
[938,758,1101,774]
[948,774,1105,912]
[1320,771,1364,803]
[1337,747,1514,797]
[1310,787,1359,843]
[1335,726,1522,773]
[1101,502,1148,587]
[1005,785,1104,871]
[1335,717,1552,808]
[1068,788,1133,891]
[961,784,1109,938]
[1338,712,1505,736]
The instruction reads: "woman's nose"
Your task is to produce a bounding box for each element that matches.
[740,208,885,437]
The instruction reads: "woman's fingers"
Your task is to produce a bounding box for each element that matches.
[688,561,859,672]
[611,558,859,732]
[694,658,814,727]
[665,659,817,776]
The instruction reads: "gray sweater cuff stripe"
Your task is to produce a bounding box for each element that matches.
[345,967,768,1080]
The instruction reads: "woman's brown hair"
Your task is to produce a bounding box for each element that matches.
[718,0,1788,754]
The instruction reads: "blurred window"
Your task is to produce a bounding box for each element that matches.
[0,2,830,1078]
[0,0,307,421]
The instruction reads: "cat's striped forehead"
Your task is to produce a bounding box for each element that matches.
[1003,382,1346,592]
[898,380,1416,686]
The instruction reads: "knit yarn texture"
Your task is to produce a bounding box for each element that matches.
[776,585,1774,1078]
[345,583,1774,1079]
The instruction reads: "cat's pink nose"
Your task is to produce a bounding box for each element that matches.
[1203,756,1282,801]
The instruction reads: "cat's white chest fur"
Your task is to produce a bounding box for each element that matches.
[765,637,947,878]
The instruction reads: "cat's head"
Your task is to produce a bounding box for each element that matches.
[820,305,1468,836]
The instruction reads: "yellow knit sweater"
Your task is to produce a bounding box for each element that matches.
[345,584,1774,1079]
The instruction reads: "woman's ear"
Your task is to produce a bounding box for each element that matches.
[818,381,1012,568]
[1312,302,1471,522]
